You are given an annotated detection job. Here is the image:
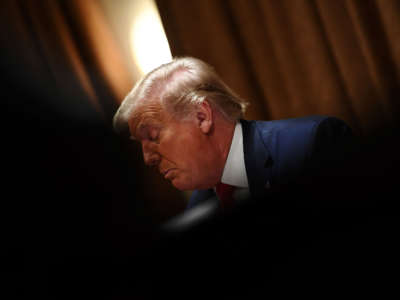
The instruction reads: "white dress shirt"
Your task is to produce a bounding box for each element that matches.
[221,122,249,188]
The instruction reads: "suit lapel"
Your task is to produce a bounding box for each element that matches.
[240,119,274,200]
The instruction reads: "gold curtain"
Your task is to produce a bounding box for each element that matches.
[1,0,186,223]
[156,0,400,138]
[0,0,133,123]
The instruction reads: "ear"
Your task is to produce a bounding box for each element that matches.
[195,100,213,134]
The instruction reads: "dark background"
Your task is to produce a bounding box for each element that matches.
[2,0,400,298]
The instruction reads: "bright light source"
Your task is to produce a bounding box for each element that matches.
[131,0,172,75]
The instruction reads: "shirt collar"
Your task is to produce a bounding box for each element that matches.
[220,122,249,188]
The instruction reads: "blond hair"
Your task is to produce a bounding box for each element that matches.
[113,57,248,138]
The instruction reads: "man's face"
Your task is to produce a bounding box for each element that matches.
[129,107,222,190]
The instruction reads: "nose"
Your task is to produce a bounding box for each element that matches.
[142,141,160,167]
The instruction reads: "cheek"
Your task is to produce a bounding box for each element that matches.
[164,132,201,166]
[180,142,206,171]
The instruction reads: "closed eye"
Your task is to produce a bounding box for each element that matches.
[148,128,160,143]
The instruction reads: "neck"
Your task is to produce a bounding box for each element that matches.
[210,114,236,182]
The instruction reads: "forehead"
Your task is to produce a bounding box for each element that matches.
[128,101,166,138]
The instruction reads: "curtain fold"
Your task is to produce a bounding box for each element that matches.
[156,0,400,137]
[1,0,186,224]
[1,0,134,124]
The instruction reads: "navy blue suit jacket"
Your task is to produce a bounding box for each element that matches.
[187,116,353,210]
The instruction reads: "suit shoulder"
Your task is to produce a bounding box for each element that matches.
[253,115,332,132]
[246,116,350,173]
[243,115,330,144]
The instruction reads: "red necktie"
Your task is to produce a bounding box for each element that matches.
[215,182,236,210]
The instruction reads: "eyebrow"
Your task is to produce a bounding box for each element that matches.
[129,103,163,140]
[131,120,161,141]
[130,122,148,141]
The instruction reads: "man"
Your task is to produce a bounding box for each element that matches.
[113,57,353,212]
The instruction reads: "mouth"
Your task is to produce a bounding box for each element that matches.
[162,168,176,179]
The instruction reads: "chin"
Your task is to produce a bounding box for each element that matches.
[171,177,201,191]
[172,185,191,191]
[172,178,215,191]
[170,178,188,190]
